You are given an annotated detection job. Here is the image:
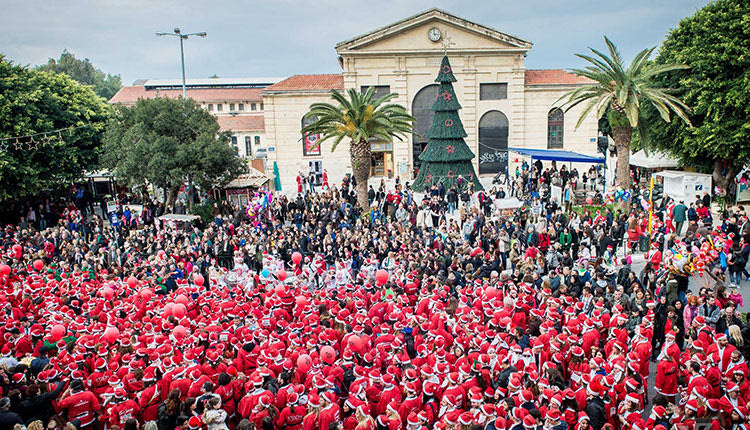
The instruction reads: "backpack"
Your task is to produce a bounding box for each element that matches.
[341,364,355,394]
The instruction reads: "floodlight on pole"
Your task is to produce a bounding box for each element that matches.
[156,28,207,98]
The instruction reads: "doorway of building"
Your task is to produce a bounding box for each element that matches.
[308,160,323,185]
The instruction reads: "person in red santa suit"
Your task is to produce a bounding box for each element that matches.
[645,242,662,270]
[249,393,276,429]
[105,388,140,429]
[58,379,102,429]
[376,374,401,416]
[322,169,329,189]
[276,392,305,430]
[296,173,303,194]
[707,333,738,374]
[318,391,341,430]
[654,352,679,403]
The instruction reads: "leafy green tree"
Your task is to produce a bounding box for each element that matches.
[103,97,247,208]
[0,55,110,203]
[302,87,414,211]
[644,0,750,197]
[559,37,692,190]
[37,50,122,100]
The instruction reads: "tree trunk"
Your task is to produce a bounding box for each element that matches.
[612,125,633,190]
[713,159,739,204]
[350,138,372,212]
[166,185,180,210]
[187,177,194,212]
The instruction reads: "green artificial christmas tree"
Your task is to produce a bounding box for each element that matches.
[412,56,483,192]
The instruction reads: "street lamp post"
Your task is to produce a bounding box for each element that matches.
[156,28,207,98]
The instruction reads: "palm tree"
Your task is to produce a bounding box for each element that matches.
[302,87,415,211]
[559,36,691,190]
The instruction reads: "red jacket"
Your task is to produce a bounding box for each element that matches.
[318,404,341,430]
[59,390,102,427]
[107,399,140,428]
[655,360,679,396]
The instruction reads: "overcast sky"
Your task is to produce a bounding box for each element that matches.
[1,0,709,85]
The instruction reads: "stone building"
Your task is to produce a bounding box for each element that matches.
[111,8,597,193]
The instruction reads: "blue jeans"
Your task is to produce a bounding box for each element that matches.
[729,271,742,285]
[448,202,456,213]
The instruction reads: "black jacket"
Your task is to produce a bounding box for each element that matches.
[0,409,24,429]
[19,380,67,424]
[585,396,607,430]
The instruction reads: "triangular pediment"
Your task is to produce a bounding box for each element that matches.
[336,8,532,54]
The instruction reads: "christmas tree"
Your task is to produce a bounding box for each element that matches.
[412,55,483,192]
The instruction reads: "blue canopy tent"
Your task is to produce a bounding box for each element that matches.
[507,147,606,194]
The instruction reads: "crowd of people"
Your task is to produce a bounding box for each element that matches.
[3,170,750,430]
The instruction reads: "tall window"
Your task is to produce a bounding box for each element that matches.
[302,116,320,156]
[259,103,264,110]
[548,108,564,149]
[231,136,238,155]
[216,104,223,112]
[479,83,508,100]
[254,136,260,146]
[245,136,252,157]
[411,84,439,172]
[251,103,257,111]
[478,110,509,175]
[239,103,244,111]
[208,104,213,112]
[229,103,235,111]
[361,85,391,99]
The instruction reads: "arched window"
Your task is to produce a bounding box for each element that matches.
[478,110,509,175]
[548,108,564,149]
[302,115,320,156]
[411,84,439,174]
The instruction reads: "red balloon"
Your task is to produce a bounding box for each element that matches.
[163,303,174,317]
[173,325,187,339]
[275,284,286,295]
[375,269,389,286]
[0,264,10,276]
[276,270,287,282]
[12,244,22,258]
[486,286,497,299]
[33,259,44,271]
[102,286,114,300]
[291,252,302,265]
[194,274,205,286]
[127,276,137,288]
[103,326,120,343]
[295,296,308,307]
[320,345,336,364]
[140,288,154,301]
[173,303,187,318]
[586,197,593,205]
[348,335,362,352]
[297,354,312,372]
[175,294,189,306]
[51,324,66,341]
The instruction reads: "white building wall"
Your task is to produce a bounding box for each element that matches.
[263,94,353,194]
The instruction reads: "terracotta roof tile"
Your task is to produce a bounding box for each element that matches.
[524,69,593,86]
[263,74,344,93]
[217,115,265,132]
[110,86,264,104]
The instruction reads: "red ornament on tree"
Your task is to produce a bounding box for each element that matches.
[444,119,453,127]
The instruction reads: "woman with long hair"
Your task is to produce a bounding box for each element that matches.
[354,405,375,430]
[157,388,182,430]
[302,394,321,430]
